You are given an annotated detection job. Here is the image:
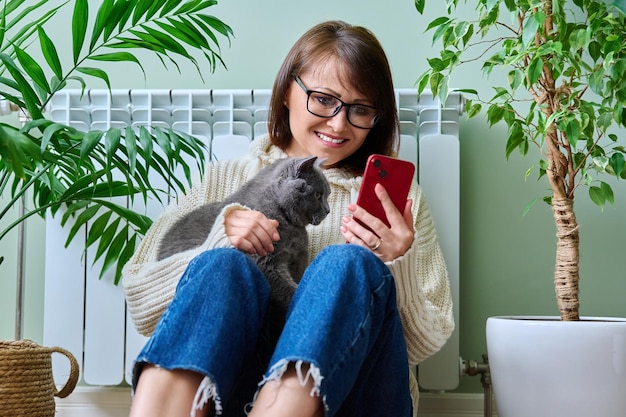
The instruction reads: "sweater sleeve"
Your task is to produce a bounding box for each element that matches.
[385,183,455,366]
[122,160,257,336]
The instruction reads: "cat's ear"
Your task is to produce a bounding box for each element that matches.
[296,156,323,174]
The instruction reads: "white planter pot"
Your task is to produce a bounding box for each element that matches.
[486,316,626,417]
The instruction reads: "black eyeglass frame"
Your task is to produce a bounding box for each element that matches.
[294,76,379,130]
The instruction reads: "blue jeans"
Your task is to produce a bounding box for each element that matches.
[133,245,412,417]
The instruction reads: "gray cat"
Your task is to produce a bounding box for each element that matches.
[157,156,331,312]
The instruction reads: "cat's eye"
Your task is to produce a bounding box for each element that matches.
[314,192,322,200]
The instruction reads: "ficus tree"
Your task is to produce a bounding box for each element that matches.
[0,0,233,283]
[415,0,626,320]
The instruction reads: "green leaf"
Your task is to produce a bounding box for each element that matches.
[427,57,447,72]
[145,0,168,20]
[38,26,63,81]
[610,152,625,177]
[142,26,190,57]
[196,14,233,39]
[79,130,104,163]
[426,16,451,33]
[188,14,222,51]
[154,126,173,159]
[111,0,135,35]
[588,41,602,62]
[86,210,113,247]
[569,28,590,51]
[114,234,137,284]
[416,71,429,95]
[72,0,89,64]
[0,124,41,179]
[104,128,122,178]
[527,57,543,86]
[93,217,121,263]
[466,101,482,118]
[41,122,72,152]
[437,74,450,104]
[485,0,498,12]
[415,0,425,13]
[161,17,208,49]
[505,123,525,158]
[65,205,101,247]
[522,198,538,217]
[65,181,137,201]
[589,66,605,95]
[132,0,153,26]
[138,126,154,169]
[601,181,615,205]
[589,185,606,209]
[487,104,505,126]
[76,67,111,90]
[522,12,540,46]
[89,0,115,50]
[87,52,136,64]
[88,52,145,78]
[508,69,524,91]
[160,0,182,17]
[427,72,443,98]
[565,120,580,147]
[95,199,152,233]
[14,44,50,94]
[98,224,129,280]
[0,53,43,119]
[124,126,138,175]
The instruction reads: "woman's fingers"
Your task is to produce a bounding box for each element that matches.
[225,210,279,256]
[341,184,414,261]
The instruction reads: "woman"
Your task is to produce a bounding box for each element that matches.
[123,20,454,417]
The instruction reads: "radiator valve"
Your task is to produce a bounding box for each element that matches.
[461,354,493,417]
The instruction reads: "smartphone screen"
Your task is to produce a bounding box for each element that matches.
[356,154,415,228]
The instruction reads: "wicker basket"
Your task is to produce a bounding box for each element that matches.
[0,339,79,417]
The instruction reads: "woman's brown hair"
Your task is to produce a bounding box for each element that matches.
[268,20,399,175]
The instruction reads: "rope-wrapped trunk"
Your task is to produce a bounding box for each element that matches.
[552,197,580,321]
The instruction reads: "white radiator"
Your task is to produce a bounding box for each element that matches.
[44,88,462,391]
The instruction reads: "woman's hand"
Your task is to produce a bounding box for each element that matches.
[224,209,280,256]
[341,183,415,262]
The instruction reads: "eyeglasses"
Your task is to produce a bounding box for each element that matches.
[294,77,379,129]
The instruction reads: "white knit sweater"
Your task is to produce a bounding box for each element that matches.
[122,135,454,412]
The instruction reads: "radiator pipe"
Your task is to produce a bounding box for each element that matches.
[2,100,29,340]
[14,196,26,340]
[461,354,493,417]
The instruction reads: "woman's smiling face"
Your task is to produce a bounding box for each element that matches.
[283,63,374,167]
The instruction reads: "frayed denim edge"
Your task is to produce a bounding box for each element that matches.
[191,375,223,417]
[247,359,328,415]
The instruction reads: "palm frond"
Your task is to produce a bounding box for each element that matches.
[0,0,231,283]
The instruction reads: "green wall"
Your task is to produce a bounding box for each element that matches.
[1,0,625,394]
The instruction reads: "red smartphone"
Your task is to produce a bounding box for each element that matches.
[356,154,415,228]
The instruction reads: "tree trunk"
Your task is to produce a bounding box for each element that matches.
[552,197,580,320]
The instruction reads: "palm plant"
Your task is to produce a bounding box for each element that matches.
[415,0,626,320]
[0,0,233,283]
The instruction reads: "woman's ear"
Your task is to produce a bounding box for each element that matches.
[283,85,292,109]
